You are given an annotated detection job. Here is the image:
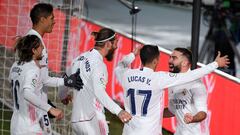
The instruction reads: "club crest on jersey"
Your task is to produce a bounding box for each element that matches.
[182,89,187,95]
[31,79,37,87]
[169,73,177,77]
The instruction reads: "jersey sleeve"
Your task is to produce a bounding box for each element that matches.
[23,69,52,112]
[191,81,208,113]
[115,53,135,85]
[157,61,218,90]
[92,64,122,115]
[41,67,64,87]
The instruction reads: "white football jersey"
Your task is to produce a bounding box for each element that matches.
[26,29,64,135]
[115,53,218,135]
[9,60,50,134]
[70,49,122,122]
[168,78,209,135]
[26,29,64,102]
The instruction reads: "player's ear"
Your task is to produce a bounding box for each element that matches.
[32,48,37,54]
[153,58,158,65]
[105,41,112,50]
[182,60,187,66]
[39,16,46,24]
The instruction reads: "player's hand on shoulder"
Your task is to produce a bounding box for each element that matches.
[214,51,230,68]
[118,110,132,123]
[49,107,64,120]
[63,68,84,90]
[61,95,72,105]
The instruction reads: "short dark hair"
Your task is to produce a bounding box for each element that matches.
[92,28,116,47]
[140,45,160,65]
[30,3,53,25]
[15,35,41,65]
[174,47,192,64]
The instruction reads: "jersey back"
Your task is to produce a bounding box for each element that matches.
[121,68,163,135]
[9,61,42,134]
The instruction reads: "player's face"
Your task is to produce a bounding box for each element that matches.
[169,50,184,73]
[43,13,55,33]
[105,38,118,61]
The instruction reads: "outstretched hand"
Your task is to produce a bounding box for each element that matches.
[63,69,84,90]
[215,51,230,68]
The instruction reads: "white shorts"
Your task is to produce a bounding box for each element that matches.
[72,115,108,135]
[11,112,43,135]
[96,111,109,135]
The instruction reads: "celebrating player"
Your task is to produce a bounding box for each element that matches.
[115,45,229,135]
[9,35,63,135]
[67,28,132,135]
[27,3,83,134]
[164,48,210,135]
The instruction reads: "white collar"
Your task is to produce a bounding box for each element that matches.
[91,49,103,61]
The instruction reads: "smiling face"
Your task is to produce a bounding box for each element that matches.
[168,50,184,73]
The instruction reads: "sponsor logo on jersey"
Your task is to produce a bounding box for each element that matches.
[182,89,186,96]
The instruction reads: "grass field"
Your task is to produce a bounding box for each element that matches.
[0,102,12,135]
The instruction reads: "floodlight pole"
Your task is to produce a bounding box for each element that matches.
[191,0,202,69]
[119,0,141,50]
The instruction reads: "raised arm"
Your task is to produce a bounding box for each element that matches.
[115,45,142,84]
[114,53,135,84]
[159,52,230,89]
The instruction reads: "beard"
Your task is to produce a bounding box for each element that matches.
[105,48,116,61]
[169,63,181,73]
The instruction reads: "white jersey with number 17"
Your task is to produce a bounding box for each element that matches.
[115,53,218,135]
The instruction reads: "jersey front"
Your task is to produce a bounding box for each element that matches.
[168,79,209,135]
[9,61,43,134]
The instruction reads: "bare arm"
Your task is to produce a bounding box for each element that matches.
[184,111,207,124]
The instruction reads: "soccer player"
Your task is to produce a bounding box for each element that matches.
[163,48,210,135]
[9,35,63,135]
[26,3,83,134]
[114,45,229,135]
[68,28,132,135]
